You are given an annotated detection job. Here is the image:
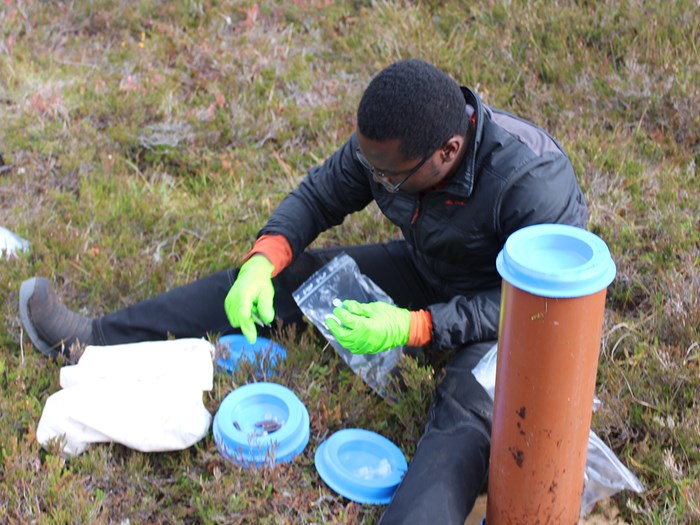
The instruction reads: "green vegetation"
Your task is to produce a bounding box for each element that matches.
[1,0,698,523]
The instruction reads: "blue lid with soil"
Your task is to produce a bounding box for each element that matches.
[213,382,309,466]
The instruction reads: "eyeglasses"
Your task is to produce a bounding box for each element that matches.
[356,148,432,192]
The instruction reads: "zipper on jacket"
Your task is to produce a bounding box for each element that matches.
[410,197,421,225]
[408,196,423,251]
[410,206,420,224]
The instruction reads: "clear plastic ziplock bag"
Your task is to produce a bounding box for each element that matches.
[292,253,403,397]
[471,344,645,517]
[581,430,645,515]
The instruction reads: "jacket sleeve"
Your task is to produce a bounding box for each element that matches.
[428,153,588,350]
[258,134,374,258]
[428,287,502,349]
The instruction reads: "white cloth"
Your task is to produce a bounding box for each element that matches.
[0,226,30,259]
[37,338,215,457]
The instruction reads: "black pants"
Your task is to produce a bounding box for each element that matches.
[92,241,494,525]
[377,339,493,525]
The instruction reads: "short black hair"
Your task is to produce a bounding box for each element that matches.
[357,59,468,159]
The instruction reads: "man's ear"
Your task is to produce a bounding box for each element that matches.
[441,135,464,163]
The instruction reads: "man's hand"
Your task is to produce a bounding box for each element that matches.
[224,255,275,343]
[325,300,410,354]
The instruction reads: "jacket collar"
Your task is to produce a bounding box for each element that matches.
[438,87,484,198]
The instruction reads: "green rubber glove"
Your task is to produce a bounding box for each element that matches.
[325,300,410,354]
[224,255,275,344]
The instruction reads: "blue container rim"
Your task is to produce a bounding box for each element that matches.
[314,428,407,504]
[213,382,309,466]
[216,335,286,374]
[496,224,616,298]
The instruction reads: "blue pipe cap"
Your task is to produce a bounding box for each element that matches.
[213,382,310,467]
[315,429,408,504]
[496,224,616,298]
[216,335,286,376]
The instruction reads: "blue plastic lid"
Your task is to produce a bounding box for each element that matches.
[216,335,286,375]
[496,224,616,298]
[314,428,407,504]
[213,382,309,466]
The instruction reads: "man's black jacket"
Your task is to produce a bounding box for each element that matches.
[260,87,588,350]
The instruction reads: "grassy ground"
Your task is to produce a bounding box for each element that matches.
[1,0,698,523]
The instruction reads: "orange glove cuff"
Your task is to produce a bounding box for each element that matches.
[245,234,293,277]
[408,309,433,347]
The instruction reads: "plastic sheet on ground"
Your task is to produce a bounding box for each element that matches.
[37,338,214,457]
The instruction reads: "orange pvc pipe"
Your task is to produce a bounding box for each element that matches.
[486,280,608,524]
[485,224,615,525]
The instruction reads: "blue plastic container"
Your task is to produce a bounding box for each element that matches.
[216,335,286,376]
[213,382,309,466]
[315,428,408,504]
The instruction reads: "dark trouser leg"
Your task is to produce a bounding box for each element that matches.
[93,241,439,345]
[379,340,496,525]
[93,268,237,344]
